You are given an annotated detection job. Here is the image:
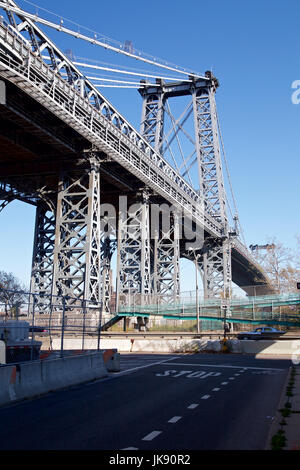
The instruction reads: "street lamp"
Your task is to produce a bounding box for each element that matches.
[188,248,200,334]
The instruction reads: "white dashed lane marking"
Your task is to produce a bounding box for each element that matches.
[187,403,199,409]
[142,431,162,441]
[201,395,210,400]
[212,388,220,391]
[162,363,283,371]
[168,416,182,423]
[221,382,228,385]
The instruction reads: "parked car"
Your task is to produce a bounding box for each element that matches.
[237,327,286,340]
[29,326,48,334]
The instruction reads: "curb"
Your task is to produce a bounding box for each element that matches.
[264,366,291,450]
[265,365,300,450]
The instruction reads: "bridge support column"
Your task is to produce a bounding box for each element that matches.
[52,160,101,308]
[152,209,180,303]
[201,237,232,299]
[116,191,151,309]
[100,210,117,315]
[30,205,55,312]
[140,83,165,152]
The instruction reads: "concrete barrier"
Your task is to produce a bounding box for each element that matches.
[0,352,108,407]
[240,339,300,356]
[206,340,222,352]
[50,337,210,353]
[41,354,103,391]
[90,351,108,376]
[0,365,17,405]
[51,337,133,352]
[102,349,120,372]
[15,361,47,400]
[0,340,5,364]
[227,339,243,353]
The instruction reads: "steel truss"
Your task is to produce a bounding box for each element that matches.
[0,1,271,304]
[140,74,231,298]
[140,83,164,152]
[192,76,227,226]
[117,190,151,308]
[30,204,55,312]
[52,160,101,307]
[200,237,232,299]
[100,210,117,315]
[152,207,180,303]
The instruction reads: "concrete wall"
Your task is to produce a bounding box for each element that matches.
[51,337,209,353]
[43,336,300,357]
[240,339,300,357]
[0,351,107,407]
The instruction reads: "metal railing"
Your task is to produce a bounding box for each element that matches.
[0,20,223,238]
[0,288,105,360]
[117,290,300,326]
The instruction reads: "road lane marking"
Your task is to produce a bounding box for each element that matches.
[229,377,235,380]
[156,370,221,379]
[111,356,178,377]
[212,388,220,391]
[221,382,228,385]
[201,395,210,399]
[142,431,162,441]
[121,447,139,450]
[168,416,182,423]
[234,373,240,376]
[187,403,199,409]
[160,363,284,371]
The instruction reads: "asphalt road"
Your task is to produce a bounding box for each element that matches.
[0,353,290,450]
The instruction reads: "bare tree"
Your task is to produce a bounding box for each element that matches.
[0,271,27,318]
[252,237,297,293]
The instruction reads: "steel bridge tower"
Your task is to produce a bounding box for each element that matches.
[139,72,232,299]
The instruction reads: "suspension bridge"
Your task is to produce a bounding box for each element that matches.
[0,0,287,328]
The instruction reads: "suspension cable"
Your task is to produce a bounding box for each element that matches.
[74,61,193,82]
[216,108,247,246]
[0,0,205,79]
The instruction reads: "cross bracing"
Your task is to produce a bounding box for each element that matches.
[0,0,274,312]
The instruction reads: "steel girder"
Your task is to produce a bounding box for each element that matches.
[29,162,117,313]
[152,208,180,303]
[192,77,231,298]
[140,75,232,298]
[117,191,151,308]
[100,210,117,314]
[30,205,55,312]
[140,84,165,153]
[52,163,101,307]
[201,237,232,299]
[0,14,224,240]
[192,79,227,227]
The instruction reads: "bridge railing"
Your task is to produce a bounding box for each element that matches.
[117,291,300,325]
[0,19,224,239]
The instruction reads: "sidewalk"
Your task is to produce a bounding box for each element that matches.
[266,364,300,450]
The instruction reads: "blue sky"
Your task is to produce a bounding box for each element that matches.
[0,0,299,291]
